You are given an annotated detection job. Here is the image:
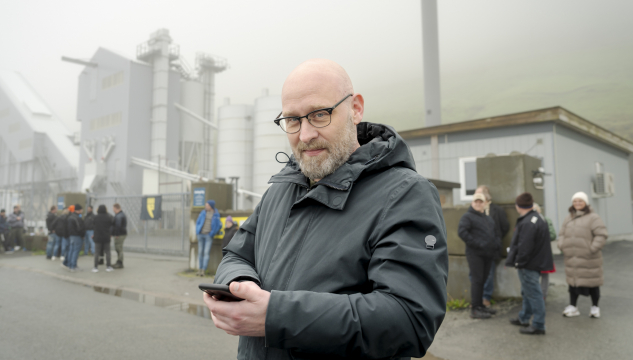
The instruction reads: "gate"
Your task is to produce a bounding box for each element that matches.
[87,193,190,256]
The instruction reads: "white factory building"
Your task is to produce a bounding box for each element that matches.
[72,29,289,210]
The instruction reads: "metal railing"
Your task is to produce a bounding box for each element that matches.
[88,193,190,256]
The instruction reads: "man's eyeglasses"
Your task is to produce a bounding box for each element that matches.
[273,94,353,134]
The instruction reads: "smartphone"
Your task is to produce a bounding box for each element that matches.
[199,283,244,302]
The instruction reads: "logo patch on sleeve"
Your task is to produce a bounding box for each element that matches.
[531,216,538,224]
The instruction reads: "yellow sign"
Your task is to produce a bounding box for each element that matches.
[147,197,155,218]
[213,217,249,239]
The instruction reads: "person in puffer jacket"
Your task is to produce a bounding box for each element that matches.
[458,193,500,319]
[558,191,607,319]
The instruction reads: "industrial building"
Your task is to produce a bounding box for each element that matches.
[0,70,79,225]
[73,29,228,198]
[400,106,633,235]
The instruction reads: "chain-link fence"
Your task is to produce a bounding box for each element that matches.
[87,193,190,256]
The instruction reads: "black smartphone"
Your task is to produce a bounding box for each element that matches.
[199,283,244,302]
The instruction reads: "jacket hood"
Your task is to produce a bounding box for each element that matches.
[269,122,416,191]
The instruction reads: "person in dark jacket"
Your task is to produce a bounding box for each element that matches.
[45,206,58,259]
[205,59,448,360]
[111,203,127,269]
[458,193,500,319]
[505,193,552,335]
[64,204,86,271]
[7,205,25,251]
[475,185,510,307]
[82,206,95,256]
[52,208,70,260]
[221,216,238,252]
[0,209,9,253]
[92,205,114,272]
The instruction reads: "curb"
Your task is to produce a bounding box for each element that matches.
[0,263,205,306]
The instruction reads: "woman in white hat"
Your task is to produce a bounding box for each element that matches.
[557,191,608,318]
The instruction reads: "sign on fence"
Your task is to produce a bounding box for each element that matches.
[57,196,65,210]
[141,196,162,220]
[193,188,206,207]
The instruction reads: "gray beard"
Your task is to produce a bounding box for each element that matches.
[293,117,358,181]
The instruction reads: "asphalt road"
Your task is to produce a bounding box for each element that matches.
[0,267,238,360]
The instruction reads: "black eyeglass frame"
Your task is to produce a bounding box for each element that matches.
[273,94,353,134]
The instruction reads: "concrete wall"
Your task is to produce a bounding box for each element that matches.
[553,124,633,235]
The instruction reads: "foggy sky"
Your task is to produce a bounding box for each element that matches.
[1,0,631,134]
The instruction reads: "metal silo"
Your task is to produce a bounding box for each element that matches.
[179,80,205,174]
[252,90,287,201]
[217,100,254,210]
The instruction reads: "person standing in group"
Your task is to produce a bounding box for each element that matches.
[0,209,10,253]
[195,200,222,276]
[506,193,552,335]
[221,216,238,255]
[533,203,556,300]
[112,203,127,269]
[82,205,95,256]
[474,185,510,307]
[45,206,58,260]
[51,208,70,261]
[64,204,85,272]
[558,191,608,318]
[92,205,114,273]
[458,193,500,319]
[7,205,25,251]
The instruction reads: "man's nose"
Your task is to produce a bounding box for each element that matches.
[298,120,319,144]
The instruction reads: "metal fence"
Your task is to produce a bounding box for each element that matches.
[87,193,190,256]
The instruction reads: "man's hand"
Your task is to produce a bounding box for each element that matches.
[203,281,270,337]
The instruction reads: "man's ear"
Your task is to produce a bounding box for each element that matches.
[351,93,364,125]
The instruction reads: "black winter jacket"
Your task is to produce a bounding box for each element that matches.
[93,213,113,244]
[505,210,553,272]
[84,211,95,230]
[112,211,127,236]
[215,122,448,360]
[46,212,57,232]
[221,225,238,249]
[67,213,86,237]
[458,206,499,258]
[52,214,69,238]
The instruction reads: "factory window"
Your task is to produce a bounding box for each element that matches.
[90,112,122,131]
[459,157,478,201]
[102,71,124,89]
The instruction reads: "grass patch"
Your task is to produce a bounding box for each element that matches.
[177,269,215,280]
[31,250,46,256]
[446,295,470,311]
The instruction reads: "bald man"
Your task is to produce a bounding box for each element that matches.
[206,59,448,359]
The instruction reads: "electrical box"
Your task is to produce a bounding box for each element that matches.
[476,153,545,206]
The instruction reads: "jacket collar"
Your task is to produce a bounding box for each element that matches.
[268,122,416,211]
[468,206,485,216]
[517,209,537,221]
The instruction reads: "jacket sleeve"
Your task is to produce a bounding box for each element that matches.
[210,213,222,237]
[546,217,556,241]
[589,215,608,253]
[264,178,448,359]
[213,200,263,286]
[457,214,476,248]
[515,220,537,268]
[557,216,570,250]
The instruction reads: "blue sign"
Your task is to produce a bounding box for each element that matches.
[57,196,65,210]
[193,188,206,207]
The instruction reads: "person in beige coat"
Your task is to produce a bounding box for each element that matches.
[557,191,608,318]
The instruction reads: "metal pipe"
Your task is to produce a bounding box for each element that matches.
[421,0,442,127]
[61,56,98,68]
[174,103,218,129]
